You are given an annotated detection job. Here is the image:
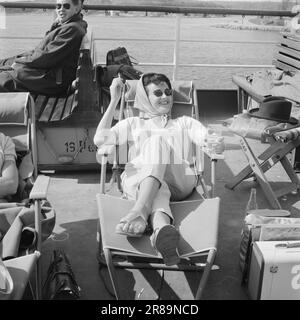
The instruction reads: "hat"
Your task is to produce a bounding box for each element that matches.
[248,96,298,125]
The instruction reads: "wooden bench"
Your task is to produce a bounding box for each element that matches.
[32,29,103,171]
[233,32,300,113]
[33,29,100,125]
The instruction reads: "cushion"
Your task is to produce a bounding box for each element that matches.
[172,81,193,104]
[0,93,30,151]
[0,92,29,125]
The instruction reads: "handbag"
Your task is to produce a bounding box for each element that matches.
[97,64,142,88]
[106,47,138,66]
[42,249,80,300]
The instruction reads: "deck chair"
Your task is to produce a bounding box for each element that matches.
[0,92,54,300]
[225,112,300,209]
[96,80,224,300]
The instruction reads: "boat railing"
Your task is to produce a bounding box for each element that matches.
[0,2,297,80]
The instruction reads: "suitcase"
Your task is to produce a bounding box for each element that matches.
[248,241,300,300]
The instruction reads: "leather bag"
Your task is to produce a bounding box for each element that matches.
[42,249,80,300]
[106,47,138,66]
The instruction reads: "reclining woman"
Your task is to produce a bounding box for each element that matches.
[0,132,18,203]
[0,0,87,96]
[0,131,18,242]
[0,130,54,257]
[94,73,225,266]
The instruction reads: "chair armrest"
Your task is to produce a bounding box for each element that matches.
[29,175,50,200]
[3,251,40,300]
[96,144,117,165]
[203,148,225,161]
[97,144,116,156]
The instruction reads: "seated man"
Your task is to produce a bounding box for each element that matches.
[0,0,87,96]
[0,132,18,203]
[94,73,225,266]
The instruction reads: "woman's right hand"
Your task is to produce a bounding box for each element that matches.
[110,77,125,102]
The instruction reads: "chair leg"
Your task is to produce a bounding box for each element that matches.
[96,222,107,266]
[237,87,249,113]
[198,174,210,198]
[280,156,300,189]
[34,199,42,299]
[100,156,107,194]
[211,159,217,198]
[240,138,281,209]
[225,137,300,208]
[237,87,242,114]
[225,142,287,190]
[195,249,216,300]
[225,165,253,190]
[103,248,121,300]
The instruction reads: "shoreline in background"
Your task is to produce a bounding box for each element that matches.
[213,23,288,32]
[213,16,291,32]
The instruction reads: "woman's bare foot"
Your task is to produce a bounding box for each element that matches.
[115,210,148,237]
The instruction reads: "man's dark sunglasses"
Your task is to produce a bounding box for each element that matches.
[56,3,71,9]
[153,88,173,97]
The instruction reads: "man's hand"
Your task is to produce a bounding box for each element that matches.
[110,76,125,102]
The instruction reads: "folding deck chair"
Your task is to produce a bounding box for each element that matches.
[227,33,300,210]
[225,112,300,209]
[96,80,224,300]
[0,92,53,300]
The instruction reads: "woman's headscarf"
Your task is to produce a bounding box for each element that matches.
[134,74,172,121]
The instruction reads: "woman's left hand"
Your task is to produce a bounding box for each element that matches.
[110,77,125,102]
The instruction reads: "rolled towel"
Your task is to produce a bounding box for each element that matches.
[264,123,288,135]
[274,127,300,142]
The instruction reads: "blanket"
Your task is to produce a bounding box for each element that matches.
[249,70,300,103]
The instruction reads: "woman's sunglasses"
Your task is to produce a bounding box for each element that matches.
[56,3,71,9]
[153,88,173,97]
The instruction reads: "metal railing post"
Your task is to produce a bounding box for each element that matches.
[173,14,181,81]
